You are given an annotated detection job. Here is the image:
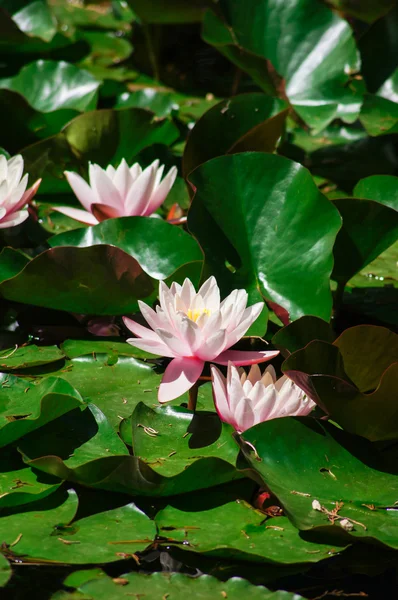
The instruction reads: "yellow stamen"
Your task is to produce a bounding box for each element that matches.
[186,308,211,322]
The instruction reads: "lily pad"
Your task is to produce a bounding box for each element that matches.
[203,0,362,131]
[0,446,61,510]
[55,570,301,599]
[188,152,341,324]
[0,345,64,371]
[0,374,83,448]
[0,245,154,315]
[131,403,238,477]
[240,417,398,548]
[183,93,288,177]
[0,488,155,564]
[0,60,100,113]
[49,217,203,281]
[0,554,10,587]
[156,501,345,564]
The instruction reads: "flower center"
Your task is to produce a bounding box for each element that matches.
[186,308,211,322]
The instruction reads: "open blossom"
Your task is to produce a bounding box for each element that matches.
[53,159,177,225]
[0,154,41,229]
[211,363,315,433]
[124,277,279,403]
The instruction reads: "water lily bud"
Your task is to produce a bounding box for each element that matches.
[211,362,315,433]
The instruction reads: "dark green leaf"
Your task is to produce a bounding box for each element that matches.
[353,175,398,211]
[0,554,10,587]
[0,60,100,113]
[0,374,84,448]
[156,501,344,564]
[272,316,335,357]
[203,0,362,131]
[240,418,398,547]
[0,345,64,370]
[0,246,154,315]
[0,446,61,510]
[332,197,398,283]
[131,403,238,477]
[0,488,155,564]
[55,570,301,599]
[12,1,57,42]
[188,153,341,323]
[49,217,203,280]
[183,93,288,177]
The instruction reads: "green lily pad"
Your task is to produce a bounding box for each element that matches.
[0,374,84,448]
[183,93,288,177]
[156,501,345,564]
[348,242,398,289]
[20,403,129,469]
[0,248,30,283]
[0,446,61,510]
[55,570,301,599]
[188,152,341,324]
[12,1,57,42]
[0,345,64,371]
[0,245,154,315]
[131,403,238,477]
[240,418,398,548]
[203,0,362,131]
[60,340,159,362]
[39,355,162,429]
[272,317,335,357]
[0,488,155,564]
[0,60,100,113]
[354,175,398,211]
[0,554,10,587]
[332,197,398,284]
[49,217,203,280]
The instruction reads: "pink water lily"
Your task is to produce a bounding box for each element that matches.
[211,363,316,433]
[124,277,279,402]
[0,154,41,229]
[53,159,177,225]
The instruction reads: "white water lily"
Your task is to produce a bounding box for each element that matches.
[54,159,177,225]
[0,154,41,229]
[211,363,316,433]
[124,276,279,403]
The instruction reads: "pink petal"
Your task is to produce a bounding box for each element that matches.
[196,329,226,361]
[126,337,175,357]
[0,209,29,229]
[113,159,133,199]
[214,350,279,366]
[156,327,191,357]
[143,166,177,216]
[158,356,204,403]
[52,206,99,225]
[13,178,41,212]
[125,164,156,215]
[65,171,98,212]
[90,166,124,210]
[123,316,163,342]
[235,398,255,432]
[210,365,232,424]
